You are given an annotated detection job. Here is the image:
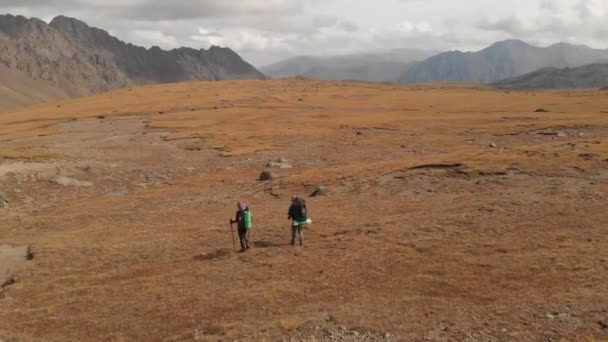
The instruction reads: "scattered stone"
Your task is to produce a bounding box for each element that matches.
[144,173,169,184]
[356,131,363,135]
[579,153,598,160]
[310,186,327,197]
[82,165,100,176]
[556,131,568,137]
[489,143,498,148]
[535,108,550,113]
[578,132,585,137]
[0,193,8,209]
[49,175,93,187]
[105,189,129,197]
[598,320,608,330]
[266,157,292,169]
[96,115,105,119]
[158,111,165,115]
[259,170,275,181]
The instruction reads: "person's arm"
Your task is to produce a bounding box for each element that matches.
[288,205,294,220]
[230,210,240,224]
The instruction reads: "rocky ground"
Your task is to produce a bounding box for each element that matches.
[0,79,607,341]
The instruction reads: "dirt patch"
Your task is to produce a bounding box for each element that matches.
[0,161,60,178]
[407,163,464,171]
[193,249,231,261]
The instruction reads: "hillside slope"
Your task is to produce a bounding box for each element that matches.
[0,80,607,340]
[0,65,70,111]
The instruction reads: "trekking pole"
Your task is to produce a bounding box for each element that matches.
[229,222,236,251]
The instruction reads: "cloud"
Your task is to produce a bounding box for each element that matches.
[2,0,608,66]
[475,0,608,46]
[1,0,306,19]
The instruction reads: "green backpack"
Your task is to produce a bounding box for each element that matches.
[243,208,253,229]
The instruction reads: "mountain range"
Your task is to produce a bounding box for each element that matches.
[399,40,608,84]
[2,13,608,111]
[0,14,264,111]
[494,63,608,90]
[260,49,433,83]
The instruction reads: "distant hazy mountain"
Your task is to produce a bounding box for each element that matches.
[400,40,608,84]
[0,14,264,110]
[494,63,608,90]
[261,49,433,83]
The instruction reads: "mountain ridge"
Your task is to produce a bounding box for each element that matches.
[261,49,432,83]
[0,14,264,110]
[400,40,608,84]
[494,63,608,90]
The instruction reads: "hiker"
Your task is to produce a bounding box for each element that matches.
[230,202,253,252]
[288,196,309,246]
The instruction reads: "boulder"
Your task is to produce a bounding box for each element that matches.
[0,193,8,208]
[259,170,275,181]
[310,186,327,197]
[82,165,100,176]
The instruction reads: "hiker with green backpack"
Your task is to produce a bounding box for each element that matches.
[288,196,311,246]
[230,202,253,252]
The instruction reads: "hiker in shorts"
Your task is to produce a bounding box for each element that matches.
[230,202,252,252]
[288,196,307,246]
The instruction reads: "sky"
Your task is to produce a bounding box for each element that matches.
[1,0,607,67]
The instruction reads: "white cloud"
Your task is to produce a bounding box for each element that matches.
[1,0,608,66]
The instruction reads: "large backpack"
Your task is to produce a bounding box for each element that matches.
[296,198,307,221]
[242,207,253,229]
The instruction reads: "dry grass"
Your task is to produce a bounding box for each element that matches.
[0,79,607,341]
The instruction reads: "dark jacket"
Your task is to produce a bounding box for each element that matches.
[288,204,303,221]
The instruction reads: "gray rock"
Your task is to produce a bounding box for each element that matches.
[310,186,327,197]
[259,170,275,181]
[144,173,169,184]
[489,142,498,148]
[266,161,292,169]
[0,193,8,208]
[82,165,100,176]
[104,189,128,197]
[49,175,93,187]
[266,157,291,169]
